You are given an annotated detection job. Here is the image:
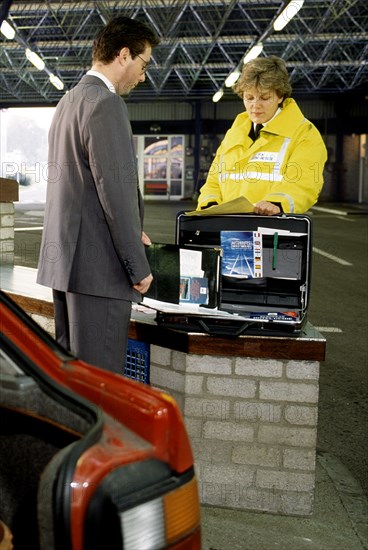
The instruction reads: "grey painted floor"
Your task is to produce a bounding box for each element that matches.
[201,453,367,549]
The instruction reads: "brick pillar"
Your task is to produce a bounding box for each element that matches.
[149,345,321,516]
[0,177,19,264]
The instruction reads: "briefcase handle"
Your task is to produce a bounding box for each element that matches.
[197,319,255,337]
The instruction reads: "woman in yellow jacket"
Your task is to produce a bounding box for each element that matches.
[196,56,327,215]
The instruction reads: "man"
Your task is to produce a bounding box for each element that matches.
[37,16,159,373]
[196,56,327,215]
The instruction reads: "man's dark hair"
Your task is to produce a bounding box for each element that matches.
[92,15,160,63]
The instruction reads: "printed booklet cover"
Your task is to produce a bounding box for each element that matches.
[179,276,209,304]
[220,231,263,279]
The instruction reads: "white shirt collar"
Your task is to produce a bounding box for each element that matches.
[86,70,116,94]
[257,107,282,129]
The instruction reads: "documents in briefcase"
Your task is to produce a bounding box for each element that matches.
[145,243,221,308]
[220,231,263,279]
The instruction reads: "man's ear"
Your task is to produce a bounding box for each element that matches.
[117,46,130,64]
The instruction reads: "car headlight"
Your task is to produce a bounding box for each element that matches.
[84,460,200,550]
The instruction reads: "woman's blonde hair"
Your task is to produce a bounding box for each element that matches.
[233,55,292,99]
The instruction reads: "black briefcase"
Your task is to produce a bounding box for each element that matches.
[156,211,313,337]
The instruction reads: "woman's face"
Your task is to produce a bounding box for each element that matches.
[243,87,284,124]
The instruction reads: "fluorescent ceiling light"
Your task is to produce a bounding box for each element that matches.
[225,70,241,88]
[25,48,45,71]
[49,74,64,90]
[1,20,16,40]
[212,89,224,103]
[273,0,304,31]
[243,43,264,65]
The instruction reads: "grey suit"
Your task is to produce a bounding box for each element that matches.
[37,75,151,372]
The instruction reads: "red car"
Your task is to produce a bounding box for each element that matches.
[0,291,201,550]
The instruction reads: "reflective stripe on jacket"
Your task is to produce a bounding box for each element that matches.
[197,98,327,213]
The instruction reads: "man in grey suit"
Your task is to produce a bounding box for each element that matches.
[37,16,160,373]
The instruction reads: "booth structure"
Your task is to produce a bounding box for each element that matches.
[131,311,325,516]
[1,264,326,517]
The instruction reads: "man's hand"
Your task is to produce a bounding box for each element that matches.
[141,231,152,246]
[133,273,153,294]
[253,200,281,216]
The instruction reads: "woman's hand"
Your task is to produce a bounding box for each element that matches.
[253,201,281,216]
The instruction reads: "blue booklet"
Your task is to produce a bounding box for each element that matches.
[179,276,209,304]
[220,231,263,279]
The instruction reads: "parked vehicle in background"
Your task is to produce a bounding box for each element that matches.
[0,291,201,550]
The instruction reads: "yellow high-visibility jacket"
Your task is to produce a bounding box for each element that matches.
[196,98,328,213]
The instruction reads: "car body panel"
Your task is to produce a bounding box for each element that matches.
[0,291,200,549]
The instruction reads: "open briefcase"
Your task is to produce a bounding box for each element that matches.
[149,212,313,337]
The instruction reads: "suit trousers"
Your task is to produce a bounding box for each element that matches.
[53,290,132,374]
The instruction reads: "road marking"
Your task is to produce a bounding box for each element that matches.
[312,206,348,216]
[312,205,367,217]
[336,216,354,222]
[315,327,343,333]
[14,226,43,231]
[312,247,353,266]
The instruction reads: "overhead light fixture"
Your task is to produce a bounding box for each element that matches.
[25,48,45,71]
[1,20,16,40]
[212,89,224,103]
[273,0,304,31]
[243,43,264,65]
[49,73,64,90]
[225,70,241,88]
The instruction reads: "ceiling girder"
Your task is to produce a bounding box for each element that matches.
[0,0,367,106]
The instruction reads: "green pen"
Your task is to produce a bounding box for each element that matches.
[272,232,278,270]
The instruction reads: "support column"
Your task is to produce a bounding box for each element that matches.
[0,177,19,265]
[192,100,202,199]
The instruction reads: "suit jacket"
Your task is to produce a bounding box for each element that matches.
[37,75,151,301]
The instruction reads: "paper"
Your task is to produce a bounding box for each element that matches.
[220,231,263,279]
[258,226,307,237]
[179,248,204,277]
[185,195,254,216]
[142,297,237,317]
[179,248,208,304]
[141,297,300,323]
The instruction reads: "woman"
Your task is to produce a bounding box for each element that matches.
[196,56,327,215]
